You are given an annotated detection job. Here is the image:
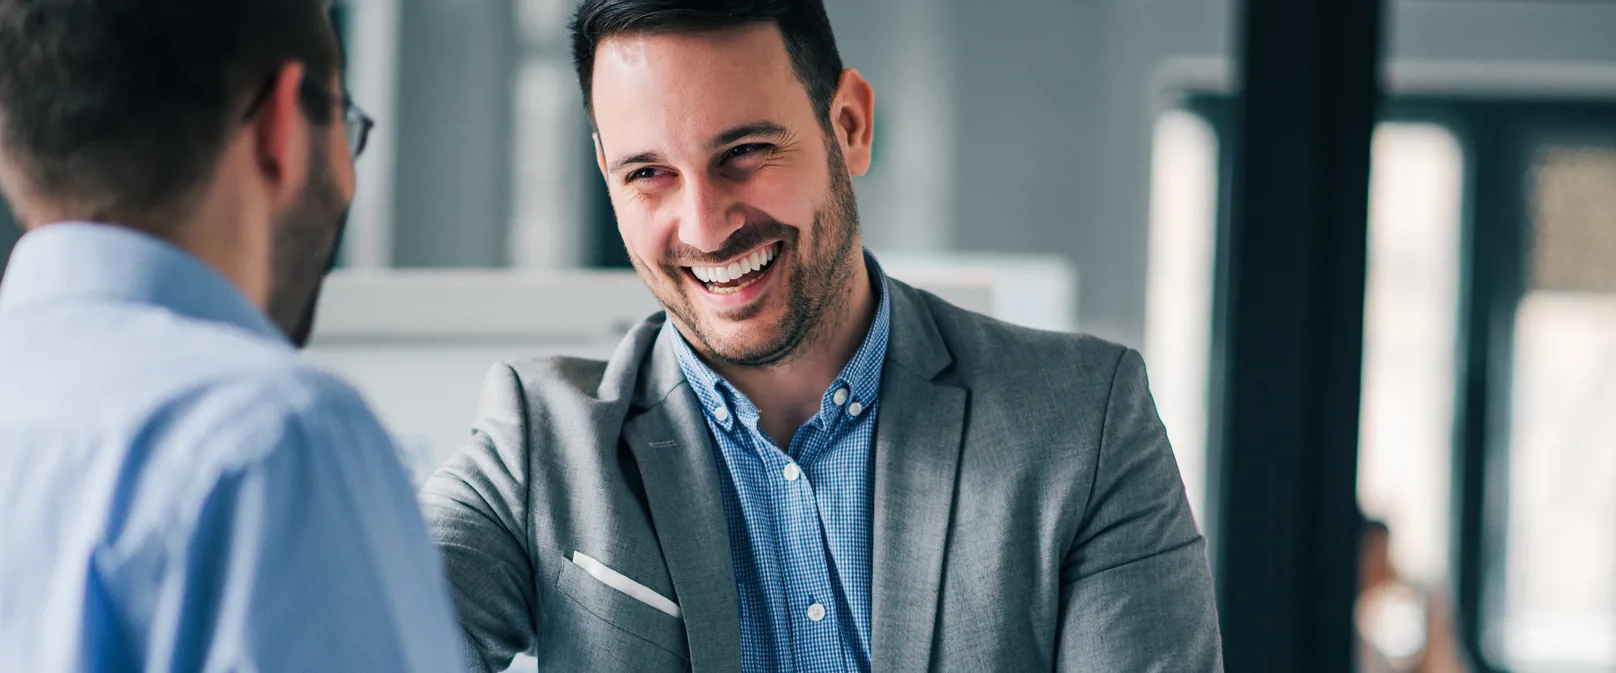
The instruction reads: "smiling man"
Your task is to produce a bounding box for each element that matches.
[421,1,1223,671]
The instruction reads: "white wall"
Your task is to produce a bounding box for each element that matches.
[822,0,1230,346]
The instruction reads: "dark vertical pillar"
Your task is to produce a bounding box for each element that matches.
[1450,110,1526,673]
[1208,0,1384,670]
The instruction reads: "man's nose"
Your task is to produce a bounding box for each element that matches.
[676,177,744,254]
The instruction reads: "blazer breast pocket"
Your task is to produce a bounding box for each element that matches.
[545,554,691,670]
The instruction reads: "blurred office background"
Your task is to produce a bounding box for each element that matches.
[2,0,1613,671]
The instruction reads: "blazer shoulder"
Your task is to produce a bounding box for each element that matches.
[499,355,615,401]
[460,356,618,440]
[916,290,1133,387]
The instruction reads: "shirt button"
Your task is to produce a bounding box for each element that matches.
[783,463,802,481]
[832,388,850,406]
[713,406,730,422]
[807,603,826,622]
[847,401,864,417]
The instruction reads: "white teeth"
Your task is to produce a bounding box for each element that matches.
[688,244,780,289]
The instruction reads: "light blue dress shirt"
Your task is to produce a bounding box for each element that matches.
[669,254,891,673]
[0,223,460,672]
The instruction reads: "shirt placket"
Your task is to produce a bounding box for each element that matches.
[722,392,796,668]
[685,329,884,673]
[762,423,844,667]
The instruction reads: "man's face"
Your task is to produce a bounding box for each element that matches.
[266,77,355,348]
[591,24,863,367]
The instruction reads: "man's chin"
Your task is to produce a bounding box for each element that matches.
[690,318,807,368]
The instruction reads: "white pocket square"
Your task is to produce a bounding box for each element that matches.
[570,551,682,619]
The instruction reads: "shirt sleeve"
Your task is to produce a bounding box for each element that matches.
[100,370,462,673]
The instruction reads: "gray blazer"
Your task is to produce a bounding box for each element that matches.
[422,279,1223,672]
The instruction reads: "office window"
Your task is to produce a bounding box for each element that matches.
[1147,111,1470,670]
[1497,143,1616,673]
[1145,109,1219,523]
[1146,115,1465,577]
[1352,123,1467,672]
[1356,123,1464,587]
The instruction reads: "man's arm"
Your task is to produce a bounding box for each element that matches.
[419,363,538,673]
[106,372,461,672]
[1056,349,1224,672]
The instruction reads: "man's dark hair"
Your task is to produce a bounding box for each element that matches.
[0,0,342,227]
[570,0,844,128]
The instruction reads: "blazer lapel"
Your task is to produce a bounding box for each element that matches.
[872,282,968,673]
[622,325,742,671]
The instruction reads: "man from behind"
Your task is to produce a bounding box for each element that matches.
[0,1,459,671]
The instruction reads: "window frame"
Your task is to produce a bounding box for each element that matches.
[1180,92,1616,673]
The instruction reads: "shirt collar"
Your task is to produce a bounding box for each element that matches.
[0,222,285,343]
[669,252,893,434]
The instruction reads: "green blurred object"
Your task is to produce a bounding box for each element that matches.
[0,198,18,281]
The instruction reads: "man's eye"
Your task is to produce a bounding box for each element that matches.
[728,144,769,159]
[627,167,660,182]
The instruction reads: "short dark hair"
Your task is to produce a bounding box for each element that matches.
[570,0,844,128]
[0,0,342,226]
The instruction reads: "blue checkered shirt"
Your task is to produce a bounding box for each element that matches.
[668,256,890,673]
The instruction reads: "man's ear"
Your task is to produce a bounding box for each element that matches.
[830,68,876,177]
[250,62,313,207]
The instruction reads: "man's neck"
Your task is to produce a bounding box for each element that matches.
[168,207,274,315]
[715,258,877,447]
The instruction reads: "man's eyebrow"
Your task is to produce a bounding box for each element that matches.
[608,151,664,174]
[709,121,791,151]
[607,122,790,173]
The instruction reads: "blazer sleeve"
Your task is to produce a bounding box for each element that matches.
[419,363,537,673]
[1056,349,1225,672]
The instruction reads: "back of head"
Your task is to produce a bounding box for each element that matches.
[570,0,844,127]
[0,0,340,232]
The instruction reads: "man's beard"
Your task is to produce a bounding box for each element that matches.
[267,140,347,349]
[636,137,862,368]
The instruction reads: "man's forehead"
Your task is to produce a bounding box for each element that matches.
[591,25,812,156]
[594,23,791,80]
